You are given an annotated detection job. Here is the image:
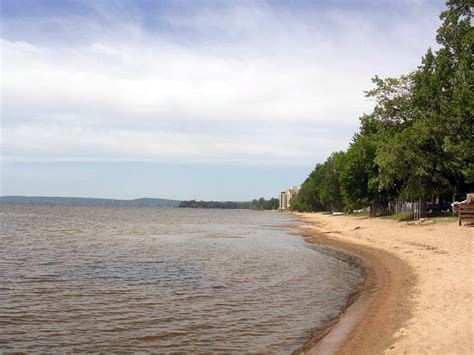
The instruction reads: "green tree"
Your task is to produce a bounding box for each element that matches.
[375,1,473,215]
[294,1,473,217]
[435,0,473,189]
[290,164,325,212]
[318,152,345,212]
[339,132,379,215]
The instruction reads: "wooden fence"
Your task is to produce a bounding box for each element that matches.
[388,201,422,220]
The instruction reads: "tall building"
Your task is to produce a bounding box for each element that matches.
[279,186,299,210]
[279,191,287,210]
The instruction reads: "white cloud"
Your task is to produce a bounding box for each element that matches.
[1,1,442,166]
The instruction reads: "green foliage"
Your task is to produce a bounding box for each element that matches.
[292,1,473,215]
[249,197,279,210]
[320,152,345,211]
[179,200,247,209]
[290,153,345,212]
[179,197,279,210]
[339,134,376,210]
[290,164,325,212]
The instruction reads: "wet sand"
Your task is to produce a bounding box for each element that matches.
[293,212,473,354]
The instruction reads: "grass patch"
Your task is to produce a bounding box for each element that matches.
[346,210,385,218]
[383,212,457,223]
[426,215,458,224]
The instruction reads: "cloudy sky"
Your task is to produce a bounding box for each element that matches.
[1,0,445,200]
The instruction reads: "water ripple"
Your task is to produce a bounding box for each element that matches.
[0,204,362,353]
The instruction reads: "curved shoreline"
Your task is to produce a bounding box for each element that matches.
[291,215,417,354]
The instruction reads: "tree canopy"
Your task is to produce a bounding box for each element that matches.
[291,1,473,217]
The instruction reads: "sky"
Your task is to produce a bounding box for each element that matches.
[1,0,446,200]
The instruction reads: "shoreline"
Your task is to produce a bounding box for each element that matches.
[291,220,416,354]
[291,212,473,354]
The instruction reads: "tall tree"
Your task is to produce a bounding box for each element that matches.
[319,152,345,212]
[290,164,325,212]
[293,1,473,216]
[339,129,380,216]
[435,0,473,191]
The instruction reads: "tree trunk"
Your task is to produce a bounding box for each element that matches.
[452,192,456,217]
[419,198,427,218]
[370,193,379,218]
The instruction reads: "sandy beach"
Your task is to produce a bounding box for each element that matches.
[294,212,473,355]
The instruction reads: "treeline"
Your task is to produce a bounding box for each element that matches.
[249,197,279,210]
[179,197,279,210]
[291,1,473,217]
[179,200,246,209]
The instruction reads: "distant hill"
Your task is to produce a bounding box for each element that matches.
[0,196,181,208]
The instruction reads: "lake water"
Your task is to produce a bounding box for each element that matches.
[0,204,363,353]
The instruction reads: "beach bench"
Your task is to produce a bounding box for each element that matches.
[459,204,474,226]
